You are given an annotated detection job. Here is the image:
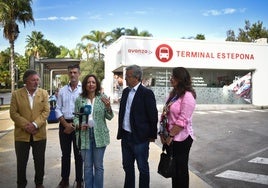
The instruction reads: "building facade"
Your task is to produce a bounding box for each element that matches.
[104,36,268,106]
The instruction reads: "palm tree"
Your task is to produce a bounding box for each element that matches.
[75,43,83,59]
[195,34,205,40]
[76,42,94,61]
[81,30,110,62]
[42,39,60,58]
[125,27,153,37]
[110,27,125,42]
[139,30,153,37]
[0,0,34,92]
[226,30,236,41]
[125,27,139,36]
[56,46,70,58]
[25,31,46,58]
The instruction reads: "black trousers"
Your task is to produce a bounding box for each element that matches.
[59,123,83,182]
[171,136,193,188]
[15,136,46,188]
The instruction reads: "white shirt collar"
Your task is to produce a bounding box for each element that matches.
[131,82,140,91]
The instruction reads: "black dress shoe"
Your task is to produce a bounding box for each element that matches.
[36,185,44,188]
[57,179,69,188]
[76,181,83,188]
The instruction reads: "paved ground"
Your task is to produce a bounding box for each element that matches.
[0,109,211,188]
[0,92,11,105]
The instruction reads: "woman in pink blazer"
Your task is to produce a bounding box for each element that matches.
[159,67,196,188]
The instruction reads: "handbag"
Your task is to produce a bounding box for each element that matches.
[157,143,175,178]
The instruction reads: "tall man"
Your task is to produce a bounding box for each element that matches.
[55,64,83,188]
[117,65,158,188]
[10,70,50,188]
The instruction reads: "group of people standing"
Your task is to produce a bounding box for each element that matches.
[10,63,196,188]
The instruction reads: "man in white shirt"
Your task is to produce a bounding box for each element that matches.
[55,64,83,188]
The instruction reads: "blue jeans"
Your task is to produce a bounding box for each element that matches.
[121,132,150,188]
[81,130,106,188]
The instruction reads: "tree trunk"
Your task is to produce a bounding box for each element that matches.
[10,41,15,93]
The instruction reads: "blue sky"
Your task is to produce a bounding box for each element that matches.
[0,0,267,55]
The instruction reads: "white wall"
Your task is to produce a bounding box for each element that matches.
[104,36,268,106]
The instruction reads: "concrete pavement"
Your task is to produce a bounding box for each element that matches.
[0,108,211,188]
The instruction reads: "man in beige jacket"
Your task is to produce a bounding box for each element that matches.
[10,69,50,188]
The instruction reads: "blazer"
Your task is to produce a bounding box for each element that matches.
[167,91,196,141]
[10,88,50,142]
[117,84,158,143]
[73,94,114,149]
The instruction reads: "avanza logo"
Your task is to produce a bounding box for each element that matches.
[155,44,173,63]
[128,49,152,55]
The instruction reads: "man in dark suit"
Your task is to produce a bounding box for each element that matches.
[117,65,158,188]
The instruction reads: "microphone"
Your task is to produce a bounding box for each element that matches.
[79,107,84,125]
[73,106,85,116]
[84,105,91,124]
[84,105,91,115]
[77,107,85,152]
[80,106,85,113]
[73,105,92,125]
